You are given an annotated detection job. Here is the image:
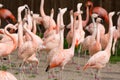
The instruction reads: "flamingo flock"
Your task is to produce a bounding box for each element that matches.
[0,0,120,80]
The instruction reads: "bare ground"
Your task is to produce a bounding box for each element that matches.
[1,51,120,80]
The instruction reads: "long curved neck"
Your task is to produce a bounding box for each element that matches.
[78,12,83,30]
[105,15,114,53]
[59,29,64,49]
[96,22,100,42]
[23,24,37,45]
[18,10,22,22]
[40,0,46,17]
[70,13,73,32]
[4,25,17,51]
[18,22,24,47]
[32,19,37,34]
[27,13,33,30]
[109,15,113,32]
[91,17,97,38]
[70,15,76,51]
[105,29,113,53]
[83,6,89,27]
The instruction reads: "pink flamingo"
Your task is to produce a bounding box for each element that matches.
[0,4,16,26]
[88,17,102,56]
[40,0,56,29]
[81,13,98,55]
[42,8,67,53]
[46,8,66,79]
[86,0,109,24]
[83,12,115,80]
[66,10,74,47]
[100,12,115,50]
[66,2,90,29]
[43,8,57,38]
[0,24,17,65]
[45,12,78,80]
[112,12,120,54]
[0,70,17,80]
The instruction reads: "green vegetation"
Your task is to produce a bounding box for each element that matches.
[28,74,36,78]
[0,65,9,71]
[110,41,120,64]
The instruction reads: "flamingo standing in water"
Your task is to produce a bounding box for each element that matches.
[0,70,17,80]
[83,12,115,80]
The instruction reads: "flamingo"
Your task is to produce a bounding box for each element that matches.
[40,0,56,29]
[45,12,78,80]
[112,12,120,54]
[86,0,109,24]
[0,70,17,80]
[0,24,17,66]
[66,2,90,29]
[66,3,85,48]
[43,8,57,38]
[66,10,74,47]
[42,8,67,53]
[81,13,98,55]
[100,12,115,50]
[83,12,115,80]
[0,4,16,26]
[46,8,66,79]
[88,17,102,56]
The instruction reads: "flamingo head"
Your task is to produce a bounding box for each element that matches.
[0,4,3,8]
[109,11,115,17]
[85,0,93,8]
[77,3,82,10]
[96,17,103,23]
[117,12,120,16]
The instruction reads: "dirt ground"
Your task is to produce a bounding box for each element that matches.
[1,51,120,80]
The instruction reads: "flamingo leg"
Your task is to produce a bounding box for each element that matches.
[76,45,81,70]
[8,55,12,70]
[19,61,26,80]
[59,69,63,80]
[95,69,100,80]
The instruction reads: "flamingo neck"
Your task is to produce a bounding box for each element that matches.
[18,11,22,22]
[4,26,17,51]
[105,29,113,54]
[78,12,83,31]
[105,14,114,53]
[32,19,37,34]
[40,0,46,17]
[91,17,97,38]
[59,29,64,49]
[96,22,100,43]
[23,24,38,46]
